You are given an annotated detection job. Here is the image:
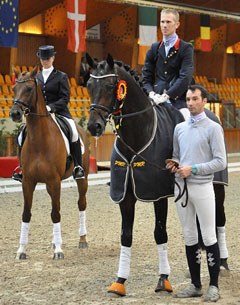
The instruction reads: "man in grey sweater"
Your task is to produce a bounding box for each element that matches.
[166,84,226,302]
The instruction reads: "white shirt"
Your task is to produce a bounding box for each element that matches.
[42,66,54,83]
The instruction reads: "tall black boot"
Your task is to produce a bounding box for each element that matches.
[12,125,26,183]
[71,139,85,180]
[12,145,23,182]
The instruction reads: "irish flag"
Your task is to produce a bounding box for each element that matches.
[138,6,157,65]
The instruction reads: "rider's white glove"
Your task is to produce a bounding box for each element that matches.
[46,105,51,112]
[149,91,169,104]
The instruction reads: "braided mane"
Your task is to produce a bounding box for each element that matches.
[114,60,144,90]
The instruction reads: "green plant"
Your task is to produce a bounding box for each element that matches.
[0,119,7,156]
[78,115,87,129]
[0,119,21,156]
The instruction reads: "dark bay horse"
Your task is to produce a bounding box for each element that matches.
[86,54,184,296]
[10,66,89,259]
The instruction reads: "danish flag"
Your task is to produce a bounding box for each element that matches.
[67,0,87,53]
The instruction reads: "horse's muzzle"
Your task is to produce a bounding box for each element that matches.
[10,108,23,122]
[87,121,105,137]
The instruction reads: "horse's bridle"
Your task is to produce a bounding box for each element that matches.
[13,77,50,117]
[89,73,156,123]
[89,73,121,124]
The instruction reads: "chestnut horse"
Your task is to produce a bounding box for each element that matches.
[86,54,184,296]
[10,66,89,259]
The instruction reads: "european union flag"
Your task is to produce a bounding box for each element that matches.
[0,0,19,48]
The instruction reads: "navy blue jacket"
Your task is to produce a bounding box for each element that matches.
[142,39,194,109]
[37,69,72,119]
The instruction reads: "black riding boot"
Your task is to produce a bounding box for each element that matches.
[12,145,22,182]
[12,125,26,183]
[71,139,85,180]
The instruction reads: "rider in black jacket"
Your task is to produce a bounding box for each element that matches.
[12,45,84,182]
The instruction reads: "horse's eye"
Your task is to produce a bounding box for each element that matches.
[26,85,33,93]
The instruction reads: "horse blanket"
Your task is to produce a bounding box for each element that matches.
[110,103,184,203]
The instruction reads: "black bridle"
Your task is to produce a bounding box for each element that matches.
[89,73,156,123]
[13,77,50,117]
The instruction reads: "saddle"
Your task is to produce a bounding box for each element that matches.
[55,114,73,143]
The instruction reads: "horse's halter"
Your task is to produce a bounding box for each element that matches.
[13,77,49,117]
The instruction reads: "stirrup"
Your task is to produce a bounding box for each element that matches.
[12,166,22,183]
[73,165,85,180]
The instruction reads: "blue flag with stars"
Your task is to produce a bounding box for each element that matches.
[0,0,19,48]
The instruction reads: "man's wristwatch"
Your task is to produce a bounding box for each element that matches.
[191,165,197,175]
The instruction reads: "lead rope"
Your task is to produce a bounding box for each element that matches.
[173,161,188,207]
[174,178,188,207]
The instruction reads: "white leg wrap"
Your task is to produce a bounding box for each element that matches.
[217,226,228,259]
[117,246,131,279]
[19,222,30,245]
[79,211,87,236]
[157,243,170,276]
[53,222,62,251]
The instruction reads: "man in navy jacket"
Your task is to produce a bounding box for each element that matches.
[142,8,194,110]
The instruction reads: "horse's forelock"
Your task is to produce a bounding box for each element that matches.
[93,60,115,76]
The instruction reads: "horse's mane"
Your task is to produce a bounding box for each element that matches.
[114,60,146,93]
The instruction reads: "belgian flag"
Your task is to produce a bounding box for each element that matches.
[200,14,211,52]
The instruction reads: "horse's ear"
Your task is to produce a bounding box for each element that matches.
[12,66,20,78]
[31,65,39,78]
[106,53,114,69]
[86,53,96,69]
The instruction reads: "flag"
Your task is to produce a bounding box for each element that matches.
[67,0,87,53]
[138,6,157,65]
[200,14,211,52]
[0,0,19,48]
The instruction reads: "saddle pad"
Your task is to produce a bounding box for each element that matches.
[51,114,85,155]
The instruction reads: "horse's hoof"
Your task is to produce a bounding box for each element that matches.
[16,252,27,260]
[220,268,230,277]
[155,278,173,293]
[107,282,126,297]
[79,241,88,249]
[53,252,64,259]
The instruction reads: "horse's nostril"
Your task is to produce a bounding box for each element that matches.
[87,122,103,137]
[10,110,23,122]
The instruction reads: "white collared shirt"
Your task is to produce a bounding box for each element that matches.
[42,66,54,83]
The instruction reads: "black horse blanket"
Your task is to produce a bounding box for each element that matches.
[110,103,184,203]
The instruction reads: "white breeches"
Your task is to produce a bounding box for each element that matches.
[64,117,79,142]
[175,180,217,247]
[17,117,79,145]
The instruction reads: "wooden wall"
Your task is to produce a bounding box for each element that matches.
[224,129,240,154]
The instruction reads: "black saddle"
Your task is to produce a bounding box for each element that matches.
[55,114,73,143]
